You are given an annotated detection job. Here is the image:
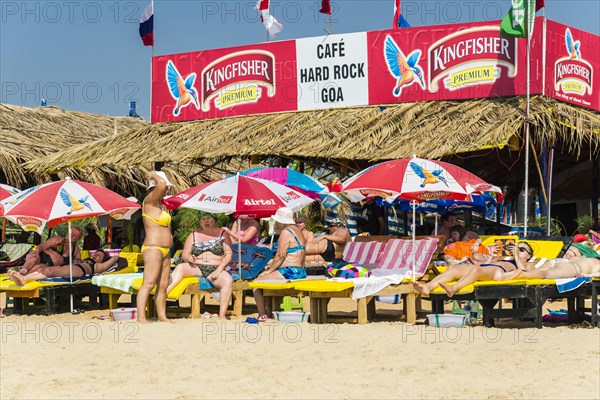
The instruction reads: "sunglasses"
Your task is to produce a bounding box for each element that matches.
[517,247,531,254]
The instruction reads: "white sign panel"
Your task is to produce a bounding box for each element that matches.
[296,32,369,111]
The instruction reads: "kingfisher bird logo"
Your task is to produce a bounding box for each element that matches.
[166,60,200,116]
[409,162,448,188]
[384,35,425,96]
[554,28,593,96]
[60,188,92,215]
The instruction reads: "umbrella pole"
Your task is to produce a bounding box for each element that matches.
[434,214,438,236]
[68,222,74,313]
[411,201,416,282]
[237,219,242,277]
[1,218,5,242]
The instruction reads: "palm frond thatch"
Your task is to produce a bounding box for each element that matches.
[0,103,147,189]
[25,96,600,175]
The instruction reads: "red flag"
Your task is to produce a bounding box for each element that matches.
[255,0,283,38]
[536,0,545,10]
[319,0,331,15]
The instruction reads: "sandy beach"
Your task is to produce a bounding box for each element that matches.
[1,297,599,400]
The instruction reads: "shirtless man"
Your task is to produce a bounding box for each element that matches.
[8,249,119,286]
[305,218,351,263]
[20,227,82,275]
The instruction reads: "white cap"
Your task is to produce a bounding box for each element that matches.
[271,207,295,225]
[147,171,173,190]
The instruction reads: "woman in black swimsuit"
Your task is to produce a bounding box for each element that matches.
[167,214,233,319]
[413,242,534,297]
[8,249,119,286]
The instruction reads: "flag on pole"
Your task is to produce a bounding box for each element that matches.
[256,0,283,38]
[139,0,154,46]
[500,0,543,38]
[393,0,411,28]
[319,0,331,15]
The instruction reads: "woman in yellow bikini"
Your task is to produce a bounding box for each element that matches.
[137,171,173,323]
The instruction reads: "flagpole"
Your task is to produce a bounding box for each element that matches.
[523,0,531,238]
[150,0,154,122]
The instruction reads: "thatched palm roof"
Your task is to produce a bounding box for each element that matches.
[25,96,599,177]
[0,103,147,190]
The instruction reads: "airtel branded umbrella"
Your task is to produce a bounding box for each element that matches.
[342,156,503,279]
[0,184,21,241]
[163,174,314,218]
[0,178,140,312]
[164,174,314,274]
[240,167,329,201]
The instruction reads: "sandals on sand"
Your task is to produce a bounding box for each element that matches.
[258,315,274,322]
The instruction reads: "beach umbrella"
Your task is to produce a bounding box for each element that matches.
[0,184,21,241]
[0,184,20,201]
[342,156,503,279]
[164,174,314,273]
[0,177,141,312]
[240,167,329,200]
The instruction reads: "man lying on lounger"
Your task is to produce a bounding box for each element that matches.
[19,227,83,275]
[8,249,120,286]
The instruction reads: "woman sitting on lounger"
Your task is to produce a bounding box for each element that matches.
[8,249,118,286]
[414,242,535,298]
[502,256,600,280]
[253,207,307,321]
[167,213,233,320]
[223,219,261,245]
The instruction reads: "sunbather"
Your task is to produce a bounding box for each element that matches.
[253,207,306,320]
[20,227,82,275]
[137,171,174,323]
[502,256,600,280]
[8,249,119,286]
[167,213,233,320]
[305,218,350,263]
[223,219,261,245]
[414,242,534,297]
[295,214,315,243]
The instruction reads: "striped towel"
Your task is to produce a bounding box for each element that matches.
[342,241,386,268]
[92,273,142,293]
[555,277,591,293]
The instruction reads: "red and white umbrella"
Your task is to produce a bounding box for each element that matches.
[163,174,314,218]
[164,174,314,274]
[0,184,21,201]
[342,156,503,204]
[0,178,140,312]
[341,156,503,280]
[0,178,140,234]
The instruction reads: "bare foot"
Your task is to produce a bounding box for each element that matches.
[8,270,25,286]
[158,318,174,323]
[439,283,456,298]
[218,315,229,320]
[19,268,28,275]
[136,318,150,324]
[413,281,430,296]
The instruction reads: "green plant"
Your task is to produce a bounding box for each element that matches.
[529,215,566,236]
[122,220,136,247]
[574,214,594,235]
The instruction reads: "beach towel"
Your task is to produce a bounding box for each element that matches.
[351,274,405,299]
[572,243,600,259]
[370,238,438,278]
[326,261,370,279]
[342,241,386,267]
[199,244,272,290]
[92,273,143,293]
[554,277,592,293]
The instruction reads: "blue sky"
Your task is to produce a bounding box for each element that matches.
[1,0,599,119]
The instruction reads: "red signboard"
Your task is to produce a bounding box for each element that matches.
[544,20,599,110]
[151,18,598,123]
[152,41,297,123]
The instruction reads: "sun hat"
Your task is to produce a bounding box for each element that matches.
[272,207,295,225]
[325,218,345,227]
[148,171,173,189]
